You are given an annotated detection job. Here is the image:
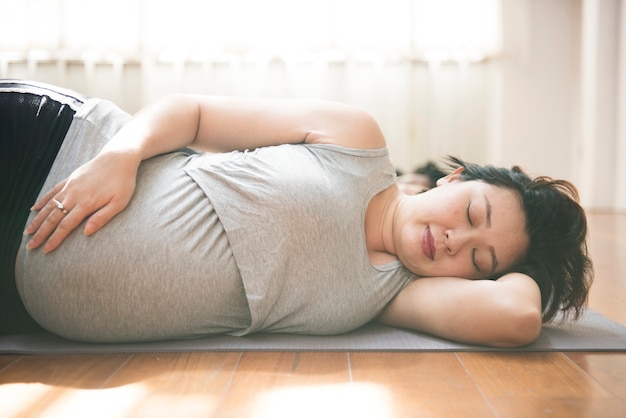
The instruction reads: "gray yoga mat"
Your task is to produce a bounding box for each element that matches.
[1,310,624,354]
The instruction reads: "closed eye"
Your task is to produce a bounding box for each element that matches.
[472,248,480,272]
[467,203,480,272]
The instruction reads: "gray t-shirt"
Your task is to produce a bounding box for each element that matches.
[17,98,415,343]
[186,143,416,336]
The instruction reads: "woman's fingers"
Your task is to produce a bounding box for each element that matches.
[31,182,65,212]
[24,196,65,237]
[25,192,132,253]
[25,196,85,253]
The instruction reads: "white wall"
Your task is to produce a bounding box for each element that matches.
[495,0,581,183]
[577,0,622,210]
[494,0,624,211]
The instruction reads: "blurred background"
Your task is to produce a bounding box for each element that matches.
[1,0,624,211]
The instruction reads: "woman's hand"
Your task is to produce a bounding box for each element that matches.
[24,151,140,253]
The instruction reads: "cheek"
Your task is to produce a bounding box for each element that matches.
[498,232,529,269]
[398,223,422,258]
[435,195,464,218]
[421,199,461,222]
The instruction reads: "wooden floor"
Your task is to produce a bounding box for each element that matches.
[1,212,625,418]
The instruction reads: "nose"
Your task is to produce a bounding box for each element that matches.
[444,228,475,255]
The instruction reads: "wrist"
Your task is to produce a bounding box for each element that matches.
[96,147,142,174]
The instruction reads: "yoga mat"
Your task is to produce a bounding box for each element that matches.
[1,310,624,355]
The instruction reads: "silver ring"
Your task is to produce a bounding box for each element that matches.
[52,198,69,215]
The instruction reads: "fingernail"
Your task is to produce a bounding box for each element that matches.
[25,242,34,250]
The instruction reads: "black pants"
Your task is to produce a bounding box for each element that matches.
[0,80,85,335]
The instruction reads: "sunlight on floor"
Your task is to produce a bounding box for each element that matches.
[0,383,193,418]
[0,383,52,417]
[252,382,394,418]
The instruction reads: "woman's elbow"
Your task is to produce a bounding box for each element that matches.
[497,307,543,348]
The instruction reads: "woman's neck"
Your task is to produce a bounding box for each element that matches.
[365,185,403,257]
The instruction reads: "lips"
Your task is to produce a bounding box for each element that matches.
[422,226,435,260]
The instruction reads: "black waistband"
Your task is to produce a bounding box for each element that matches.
[0,80,85,111]
[0,80,85,335]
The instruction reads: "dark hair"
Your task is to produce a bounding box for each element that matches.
[446,156,593,322]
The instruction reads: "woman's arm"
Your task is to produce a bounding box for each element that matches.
[183,95,386,152]
[96,94,386,158]
[25,95,385,252]
[378,272,543,347]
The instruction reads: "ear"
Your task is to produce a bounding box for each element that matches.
[435,166,465,186]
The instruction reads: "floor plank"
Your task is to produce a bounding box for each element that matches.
[101,352,240,418]
[0,355,20,371]
[457,352,622,418]
[215,352,351,418]
[487,397,626,418]
[349,352,497,418]
[0,354,131,418]
[567,353,626,399]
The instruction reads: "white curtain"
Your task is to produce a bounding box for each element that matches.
[0,0,501,172]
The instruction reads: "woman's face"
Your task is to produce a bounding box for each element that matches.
[393,169,529,280]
